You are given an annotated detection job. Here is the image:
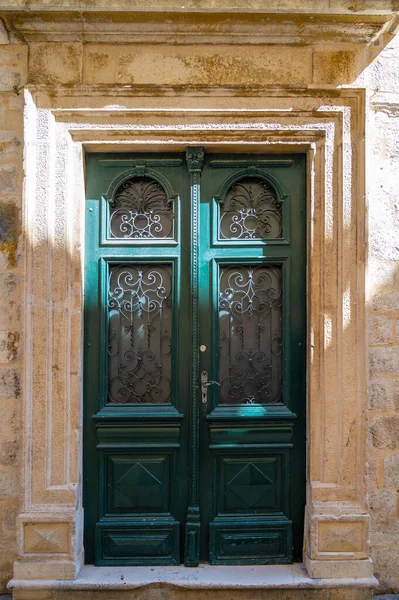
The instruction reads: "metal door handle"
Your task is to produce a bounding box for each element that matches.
[200,370,221,405]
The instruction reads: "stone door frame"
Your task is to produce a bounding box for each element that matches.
[13,85,372,582]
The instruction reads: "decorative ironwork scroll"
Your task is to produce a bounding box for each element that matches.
[219,177,282,240]
[107,264,172,404]
[109,177,173,239]
[218,265,282,404]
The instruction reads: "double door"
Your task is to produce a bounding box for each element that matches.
[84,149,306,566]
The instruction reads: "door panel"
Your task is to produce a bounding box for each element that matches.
[84,155,191,566]
[84,151,306,566]
[199,154,306,564]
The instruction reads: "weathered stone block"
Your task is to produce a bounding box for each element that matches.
[367,456,379,495]
[28,43,82,85]
[0,470,18,499]
[24,523,69,554]
[0,440,18,467]
[368,315,393,345]
[0,19,9,45]
[0,367,20,399]
[0,201,21,269]
[368,287,399,313]
[0,541,12,596]
[370,516,399,548]
[0,331,19,363]
[0,165,17,195]
[1,504,17,539]
[367,257,397,289]
[0,137,21,160]
[0,45,27,91]
[370,415,399,450]
[372,549,399,593]
[83,44,312,86]
[0,272,19,297]
[369,347,399,378]
[369,489,398,518]
[0,397,19,437]
[368,379,393,411]
[318,522,364,553]
[393,380,399,411]
[0,300,13,330]
[384,454,399,488]
[312,50,359,85]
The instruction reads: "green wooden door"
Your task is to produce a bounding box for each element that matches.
[84,150,306,566]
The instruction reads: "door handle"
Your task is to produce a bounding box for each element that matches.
[200,370,221,405]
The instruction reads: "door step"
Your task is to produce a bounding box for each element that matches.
[9,564,377,600]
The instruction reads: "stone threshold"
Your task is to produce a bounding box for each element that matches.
[8,563,378,591]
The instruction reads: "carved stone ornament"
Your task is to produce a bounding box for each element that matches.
[186,147,205,172]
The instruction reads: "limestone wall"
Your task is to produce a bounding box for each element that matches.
[356,36,399,594]
[0,45,26,592]
[0,21,397,594]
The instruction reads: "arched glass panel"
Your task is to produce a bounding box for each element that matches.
[219,177,282,240]
[109,177,174,240]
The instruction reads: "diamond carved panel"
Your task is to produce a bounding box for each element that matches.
[23,523,70,554]
[107,455,169,513]
[221,456,281,513]
[318,522,364,554]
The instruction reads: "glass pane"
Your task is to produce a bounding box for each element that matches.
[108,264,172,404]
[219,177,282,240]
[218,265,282,404]
[109,177,173,240]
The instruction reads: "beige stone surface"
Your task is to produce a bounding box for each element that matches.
[11,588,374,600]
[0,42,25,595]
[360,35,399,595]
[0,0,396,13]
[23,523,69,554]
[85,44,315,86]
[0,6,397,597]
[28,42,82,85]
[318,523,364,554]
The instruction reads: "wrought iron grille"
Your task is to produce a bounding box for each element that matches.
[107,264,172,404]
[109,177,174,239]
[219,177,282,240]
[218,265,282,404]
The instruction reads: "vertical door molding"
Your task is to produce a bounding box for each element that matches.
[184,147,204,567]
[13,91,85,581]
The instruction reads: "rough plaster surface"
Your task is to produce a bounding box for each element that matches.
[0,8,397,598]
[353,34,399,596]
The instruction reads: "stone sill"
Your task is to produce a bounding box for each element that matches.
[8,564,379,591]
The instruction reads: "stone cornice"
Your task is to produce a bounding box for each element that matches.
[0,0,397,12]
[1,6,398,45]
